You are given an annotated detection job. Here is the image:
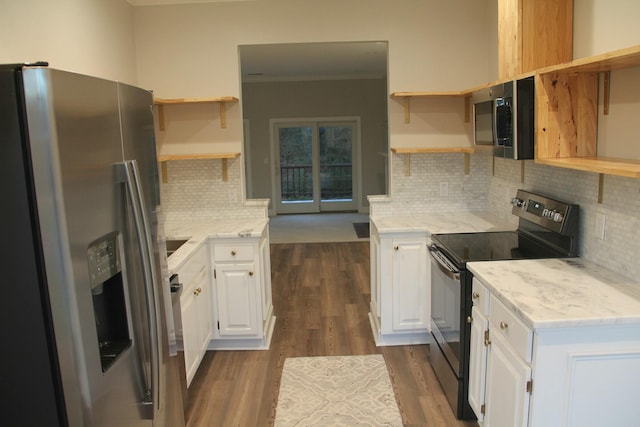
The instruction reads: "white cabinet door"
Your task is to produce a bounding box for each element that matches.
[215,263,259,336]
[468,306,489,422]
[391,238,428,331]
[194,267,212,356]
[485,331,531,427]
[181,289,200,386]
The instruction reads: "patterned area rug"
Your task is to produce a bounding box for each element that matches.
[275,354,403,426]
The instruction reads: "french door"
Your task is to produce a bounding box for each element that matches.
[273,119,358,214]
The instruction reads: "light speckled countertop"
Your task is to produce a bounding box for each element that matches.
[371,212,515,235]
[468,258,640,330]
[165,218,268,273]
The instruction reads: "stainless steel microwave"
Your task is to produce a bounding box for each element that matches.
[472,76,535,159]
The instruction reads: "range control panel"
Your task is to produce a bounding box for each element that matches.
[510,189,578,235]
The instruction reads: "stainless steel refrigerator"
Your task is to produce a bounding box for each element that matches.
[0,64,185,427]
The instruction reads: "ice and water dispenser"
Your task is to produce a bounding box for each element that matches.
[87,232,131,371]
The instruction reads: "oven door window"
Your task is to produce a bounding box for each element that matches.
[430,255,462,375]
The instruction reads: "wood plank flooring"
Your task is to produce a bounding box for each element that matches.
[185,242,478,426]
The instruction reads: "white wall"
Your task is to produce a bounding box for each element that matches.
[0,0,138,84]
[241,78,388,211]
[573,0,640,58]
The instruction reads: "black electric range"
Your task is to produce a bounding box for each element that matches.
[428,189,579,420]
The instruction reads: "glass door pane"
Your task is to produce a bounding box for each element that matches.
[318,123,356,211]
[319,125,352,202]
[276,125,319,213]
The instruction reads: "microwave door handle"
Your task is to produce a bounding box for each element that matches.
[116,161,159,416]
[428,245,460,280]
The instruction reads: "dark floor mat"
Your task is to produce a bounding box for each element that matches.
[353,222,370,238]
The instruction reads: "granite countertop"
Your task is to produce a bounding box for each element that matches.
[371,212,516,235]
[165,218,269,273]
[468,258,640,330]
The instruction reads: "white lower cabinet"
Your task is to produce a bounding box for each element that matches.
[470,276,640,427]
[209,227,275,350]
[369,222,430,346]
[177,244,212,387]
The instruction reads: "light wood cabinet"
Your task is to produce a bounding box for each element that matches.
[534,45,640,180]
[368,222,430,346]
[498,0,573,80]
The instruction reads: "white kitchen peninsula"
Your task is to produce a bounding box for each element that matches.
[369,212,514,346]
[468,258,640,427]
[166,217,275,358]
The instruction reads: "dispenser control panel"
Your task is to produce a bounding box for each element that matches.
[87,232,121,289]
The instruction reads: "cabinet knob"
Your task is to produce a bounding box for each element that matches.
[249,271,254,276]
[467,316,473,324]
[472,292,480,300]
[500,321,509,330]
[231,250,237,256]
[393,246,399,251]
[194,287,202,296]
[484,329,491,347]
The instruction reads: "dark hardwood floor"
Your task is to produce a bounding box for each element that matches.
[185,242,478,426]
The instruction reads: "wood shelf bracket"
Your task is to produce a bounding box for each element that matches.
[222,158,229,181]
[219,102,228,128]
[158,105,166,131]
[161,161,168,183]
[403,97,411,124]
[603,71,611,116]
[464,96,471,123]
[403,154,411,176]
[598,173,605,203]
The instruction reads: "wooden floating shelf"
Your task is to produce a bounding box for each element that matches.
[391,147,475,154]
[154,96,239,130]
[154,97,239,104]
[391,148,474,176]
[157,152,240,162]
[158,152,241,183]
[537,45,640,75]
[535,157,640,179]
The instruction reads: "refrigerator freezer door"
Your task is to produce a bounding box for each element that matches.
[23,68,155,426]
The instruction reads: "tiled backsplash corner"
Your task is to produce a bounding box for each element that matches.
[379,150,493,216]
[489,157,640,281]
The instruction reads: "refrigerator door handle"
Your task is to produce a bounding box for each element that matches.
[116,160,161,416]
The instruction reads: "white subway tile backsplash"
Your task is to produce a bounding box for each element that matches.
[163,150,640,281]
[160,158,267,230]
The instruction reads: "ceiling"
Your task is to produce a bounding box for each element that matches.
[239,42,388,83]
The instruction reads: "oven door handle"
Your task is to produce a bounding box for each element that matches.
[428,244,460,280]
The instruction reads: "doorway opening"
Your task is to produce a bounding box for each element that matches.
[239,41,389,217]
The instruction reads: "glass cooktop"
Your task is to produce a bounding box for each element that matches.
[430,231,568,268]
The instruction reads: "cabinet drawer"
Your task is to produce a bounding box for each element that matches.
[472,278,490,316]
[489,295,533,363]
[213,243,254,262]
